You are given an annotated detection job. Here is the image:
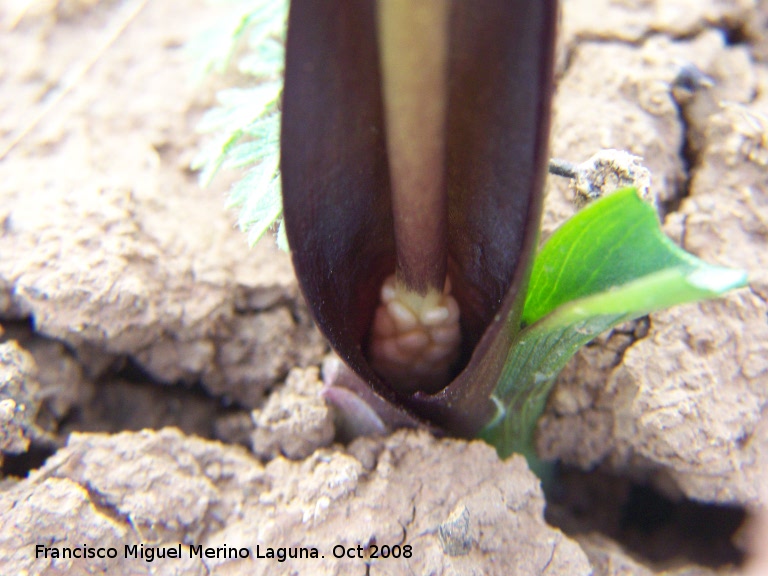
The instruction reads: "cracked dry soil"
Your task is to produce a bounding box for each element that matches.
[0,0,766,575]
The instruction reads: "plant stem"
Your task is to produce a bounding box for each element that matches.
[377,0,450,295]
[548,157,579,179]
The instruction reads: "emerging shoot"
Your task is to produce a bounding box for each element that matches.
[224,0,745,462]
[371,0,460,393]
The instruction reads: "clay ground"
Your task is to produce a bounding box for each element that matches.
[0,0,767,575]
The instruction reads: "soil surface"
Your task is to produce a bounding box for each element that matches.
[0,0,766,575]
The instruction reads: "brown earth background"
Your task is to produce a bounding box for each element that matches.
[1,0,767,574]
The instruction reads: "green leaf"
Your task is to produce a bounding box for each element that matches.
[196,85,281,134]
[192,0,288,249]
[523,187,707,325]
[239,37,285,77]
[483,188,747,460]
[276,217,289,251]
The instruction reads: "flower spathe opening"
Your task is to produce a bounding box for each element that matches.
[280,0,559,435]
[369,0,461,394]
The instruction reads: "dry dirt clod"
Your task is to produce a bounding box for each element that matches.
[0,428,591,576]
[250,367,335,461]
[0,0,325,408]
[438,505,473,557]
[551,149,653,208]
[560,0,754,48]
[2,322,96,425]
[0,341,43,459]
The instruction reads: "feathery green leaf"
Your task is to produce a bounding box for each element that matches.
[193,0,287,248]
